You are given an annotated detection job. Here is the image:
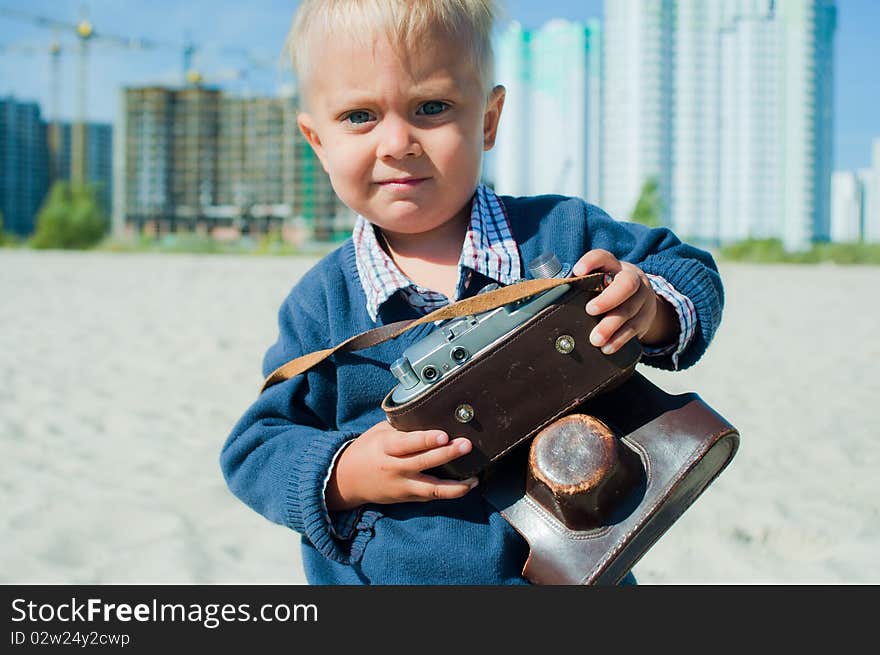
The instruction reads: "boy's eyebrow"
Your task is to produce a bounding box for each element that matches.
[324,79,465,111]
[409,81,463,98]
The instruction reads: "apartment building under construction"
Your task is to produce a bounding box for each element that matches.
[115,85,351,243]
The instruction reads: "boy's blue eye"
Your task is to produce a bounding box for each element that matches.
[345,111,373,125]
[418,101,448,116]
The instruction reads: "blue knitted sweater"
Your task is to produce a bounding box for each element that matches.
[219,194,724,585]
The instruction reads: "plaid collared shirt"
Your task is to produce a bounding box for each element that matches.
[353,183,522,321]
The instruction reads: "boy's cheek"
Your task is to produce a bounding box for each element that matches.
[323,153,361,185]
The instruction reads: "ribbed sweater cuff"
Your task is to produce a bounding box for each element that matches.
[638,256,723,371]
[285,430,380,564]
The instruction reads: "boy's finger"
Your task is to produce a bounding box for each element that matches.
[586,269,641,316]
[572,249,621,277]
[596,324,639,355]
[385,429,449,457]
[589,296,642,346]
[399,437,472,473]
[408,475,480,501]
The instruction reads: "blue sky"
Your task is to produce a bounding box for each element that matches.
[0,0,877,170]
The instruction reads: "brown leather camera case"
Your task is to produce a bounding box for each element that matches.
[482,371,740,585]
[381,279,643,480]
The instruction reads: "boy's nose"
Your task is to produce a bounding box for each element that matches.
[376,116,423,160]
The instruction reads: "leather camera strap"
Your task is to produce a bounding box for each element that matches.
[260,272,608,393]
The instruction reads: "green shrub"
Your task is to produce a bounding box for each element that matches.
[631,177,662,228]
[30,181,108,250]
[719,238,880,265]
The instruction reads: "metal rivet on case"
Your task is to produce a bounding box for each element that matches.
[455,403,475,423]
[555,334,576,354]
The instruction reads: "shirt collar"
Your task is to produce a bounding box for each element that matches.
[353,183,522,322]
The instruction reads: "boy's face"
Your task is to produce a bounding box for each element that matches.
[297,30,504,239]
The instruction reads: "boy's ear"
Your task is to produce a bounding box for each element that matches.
[296,112,330,173]
[482,84,506,151]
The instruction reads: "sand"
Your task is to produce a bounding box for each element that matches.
[1,249,878,584]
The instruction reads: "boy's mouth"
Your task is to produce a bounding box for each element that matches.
[376,177,429,188]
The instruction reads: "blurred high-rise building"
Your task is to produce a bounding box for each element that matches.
[114,86,177,232]
[492,19,601,202]
[601,0,674,226]
[722,0,833,250]
[831,139,880,244]
[601,0,836,251]
[115,86,349,243]
[170,88,221,222]
[676,0,725,243]
[862,139,880,244]
[718,1,785,244]
[58,122,114,218]
[218,97,287,211]
[777,0,836,250]
[0,96,49,237]
[216,93,347,240]
[830,171,863,243]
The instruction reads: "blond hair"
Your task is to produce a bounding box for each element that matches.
[284,0,499,100]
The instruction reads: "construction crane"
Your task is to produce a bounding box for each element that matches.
[180,38,275,90]
[144,42,275,95]
[0,6,162,186]
[1,5,278,185]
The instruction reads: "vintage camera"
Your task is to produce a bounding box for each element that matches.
[387,253,573,405]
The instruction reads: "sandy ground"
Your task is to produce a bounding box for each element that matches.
[1,249,878,584]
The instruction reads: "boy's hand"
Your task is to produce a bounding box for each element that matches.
[572,249,678,355]
[325,421,478,511]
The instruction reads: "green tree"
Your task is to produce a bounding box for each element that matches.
[0,209,5,245]
[30,181,108,249]
[630,177,662,228]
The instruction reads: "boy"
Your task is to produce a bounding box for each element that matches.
[219,0,723,585]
